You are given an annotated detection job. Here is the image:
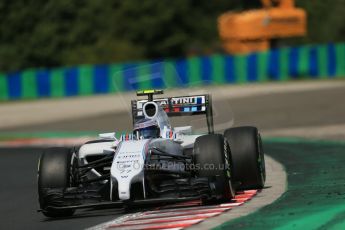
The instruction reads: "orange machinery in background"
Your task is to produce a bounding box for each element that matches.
[218,0,307,54]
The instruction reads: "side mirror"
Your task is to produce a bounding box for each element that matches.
[99,132,117,140]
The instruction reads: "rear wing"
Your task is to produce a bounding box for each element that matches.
[131,94,214,134]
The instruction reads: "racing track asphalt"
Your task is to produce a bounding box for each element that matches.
[0,147,131,230]
[4,84,345,134]
[1,83,345,229]
[0,146,285,230]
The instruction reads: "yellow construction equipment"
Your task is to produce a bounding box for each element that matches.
[218,0,307,54]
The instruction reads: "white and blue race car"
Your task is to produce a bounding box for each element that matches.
[37,90,265,217]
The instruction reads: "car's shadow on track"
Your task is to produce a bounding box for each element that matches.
[41,209,126,222]
[40,207,149,222]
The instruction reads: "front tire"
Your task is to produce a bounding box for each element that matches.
[37,147,76,217]
[224,126,266,190]
[193,134,235,201]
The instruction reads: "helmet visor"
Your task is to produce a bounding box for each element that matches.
[135,126,160,139]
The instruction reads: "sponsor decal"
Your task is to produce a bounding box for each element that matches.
[136,96,206,116]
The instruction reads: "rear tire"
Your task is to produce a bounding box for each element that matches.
[37,147,76,217]
[193,134,235,201]
[224,126,265,190]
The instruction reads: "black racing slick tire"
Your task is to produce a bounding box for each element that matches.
[37,147,76,217]
[193,134,235,201]
[224,126,266,190]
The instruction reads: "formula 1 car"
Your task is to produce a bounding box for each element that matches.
[37,90,265,217]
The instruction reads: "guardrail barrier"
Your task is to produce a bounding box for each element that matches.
[0,43,344,101]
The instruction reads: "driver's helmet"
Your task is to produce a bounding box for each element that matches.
[133,118,160,139]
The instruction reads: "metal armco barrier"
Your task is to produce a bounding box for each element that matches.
[0,43,344,101]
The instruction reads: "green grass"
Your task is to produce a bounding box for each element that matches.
[215,138,345,230]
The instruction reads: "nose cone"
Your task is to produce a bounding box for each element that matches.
[111,139,149,200]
